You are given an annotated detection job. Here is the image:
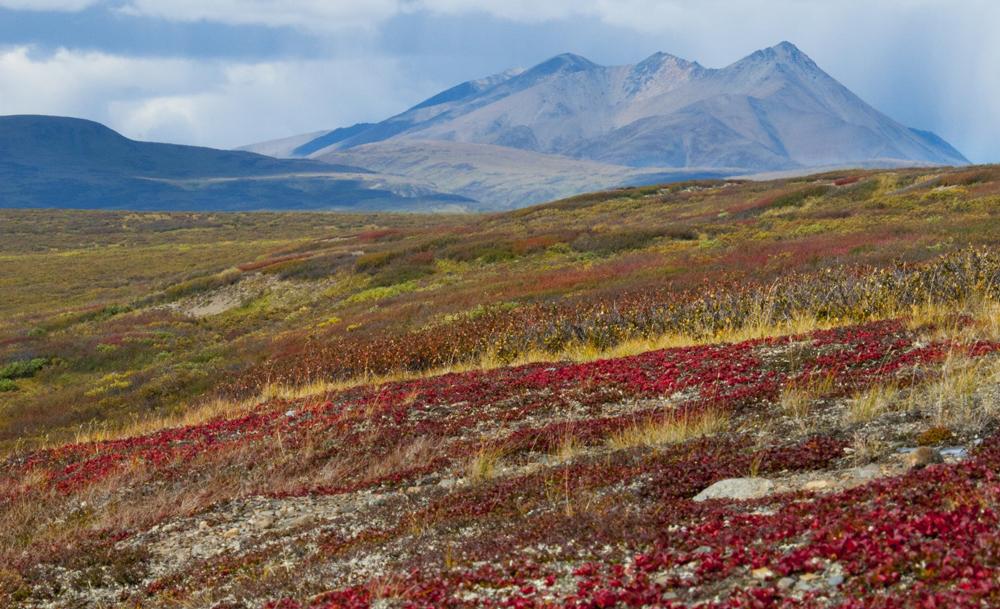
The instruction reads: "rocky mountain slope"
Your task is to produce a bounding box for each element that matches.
[245,42,967,208]
[0,115,473,212]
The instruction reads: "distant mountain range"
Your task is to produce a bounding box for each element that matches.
[0,115,471,212]
[246,41,967,208]
[0,42,968,212]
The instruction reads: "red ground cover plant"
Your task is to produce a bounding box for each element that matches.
[4,317,1000,608]
[4,319,993,503]
[258,434,1000,608]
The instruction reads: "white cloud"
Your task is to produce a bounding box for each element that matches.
[0,1,995,159]
[0,0,99,9]
[0,46,427,148]
[117,0,401,31]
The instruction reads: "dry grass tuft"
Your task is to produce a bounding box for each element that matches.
[551,435,581,464]
[69,396,260,446]
[608,408,729,450]
[779,373,837,429]
[849,431,891,464]
[466,444,504,482]
[847,382,901,424]
[910,353,999,429]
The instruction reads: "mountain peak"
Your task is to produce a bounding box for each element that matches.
[733,41,818,70]
[525,52,598,76]
[636,51,700,71]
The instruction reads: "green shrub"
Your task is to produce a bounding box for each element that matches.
[371,263,435,287]
[355,251,400,273]
[0,357,48,380]
[770,185,833,209]
[0,379,17,392]
[274,252,353,280]
[442,240,516,263]
[570,228,691,256]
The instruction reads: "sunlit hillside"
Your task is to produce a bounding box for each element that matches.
[4,165,1000,607]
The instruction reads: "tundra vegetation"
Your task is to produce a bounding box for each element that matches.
[3,166,1000,607]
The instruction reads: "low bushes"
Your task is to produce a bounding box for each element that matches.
[570,227,695,256]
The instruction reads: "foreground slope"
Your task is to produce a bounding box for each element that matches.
[4,301,1000,608]
[3,166,1000,607]
[0,115,473,211]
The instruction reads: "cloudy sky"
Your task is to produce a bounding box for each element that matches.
[0,0,996,161]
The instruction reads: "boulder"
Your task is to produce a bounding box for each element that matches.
[693,477,774,502]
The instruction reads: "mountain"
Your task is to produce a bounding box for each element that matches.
[0,115,474,212]
[245,42,967,207]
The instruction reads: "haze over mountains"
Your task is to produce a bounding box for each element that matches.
[0,43,968,212]
[247,41,967,208]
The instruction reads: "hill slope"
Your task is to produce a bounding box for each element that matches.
[0,115,474,211]
[4,166,1000,608]
[315,139,730,209]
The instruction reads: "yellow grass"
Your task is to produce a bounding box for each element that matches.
[608,408,729,450]
[551,435,581,464]
[848,382,901,423]
[779,373,837,428]
[907,297,1000,343]
[30,313,840,454]
[38,295,1000,456]
[69,396,260,446]
[910,353,998,428]
[466,445,503,482]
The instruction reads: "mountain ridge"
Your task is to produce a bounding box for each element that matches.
[246,42,967,178]
[0,115,474,212]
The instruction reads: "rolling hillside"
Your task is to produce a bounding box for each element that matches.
[0,115,473,212]
[3,166,1000,608]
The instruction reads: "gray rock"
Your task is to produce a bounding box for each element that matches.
[850,464,881,480]
[940,446,968,459]
[777,577,795,590]
[693,477,774,502]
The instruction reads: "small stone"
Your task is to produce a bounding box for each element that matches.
[803,479,831,491]
[198,520,209,531]
[223,527,240,538]
[850,464,881,480]
[827,574,845,587]
[795,579,816,592]
[289,515,313,528]
[799,572,820,582]
[776,577,795,590]
[907,446,943,469]
[693,478,774,502]
[940,446,968,459]
[252,516,274,530]
[751,567,774,580]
